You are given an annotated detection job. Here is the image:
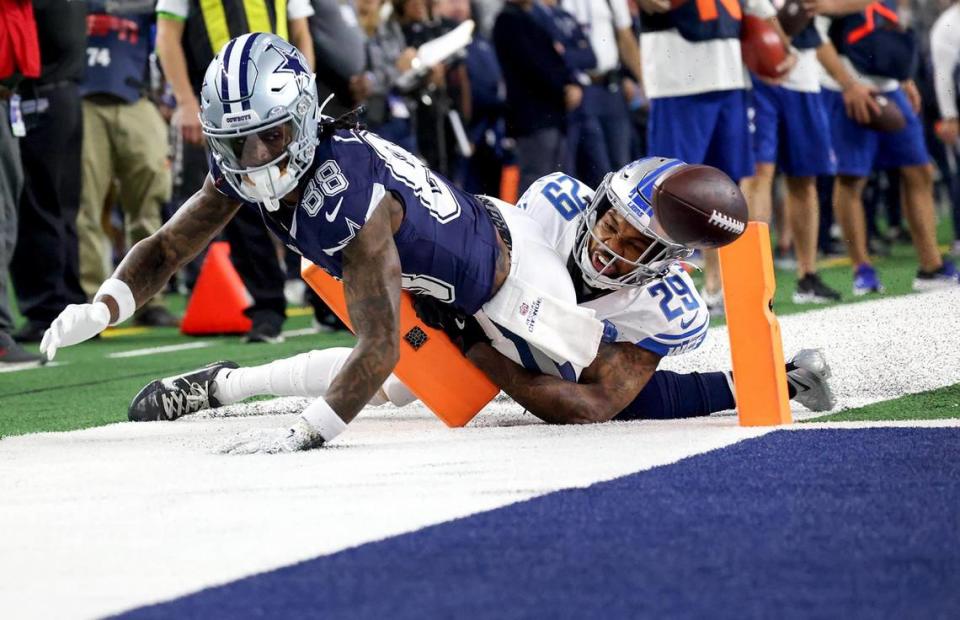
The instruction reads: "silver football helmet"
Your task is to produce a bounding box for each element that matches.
[575,157,695,290]
[200,33,318,210]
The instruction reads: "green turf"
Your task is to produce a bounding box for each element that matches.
[803,383,960,423]
[0,309,355,438]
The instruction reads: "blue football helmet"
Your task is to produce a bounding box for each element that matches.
[575,157,695,289]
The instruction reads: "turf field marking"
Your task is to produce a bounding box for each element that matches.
[0,360,64,373]
[281,327,324,338]
[107,342,212,359]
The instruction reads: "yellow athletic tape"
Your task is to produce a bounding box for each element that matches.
[101,327,151,339]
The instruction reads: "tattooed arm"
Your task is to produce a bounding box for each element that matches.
[323,195,402,424]
[101,176,241,322]
[467,341,662,424]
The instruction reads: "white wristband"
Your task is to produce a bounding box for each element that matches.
[95,278,136,326]
[300,397,347,443]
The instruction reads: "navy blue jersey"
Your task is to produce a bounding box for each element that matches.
[209,129,501,314]
[792,22,821,51]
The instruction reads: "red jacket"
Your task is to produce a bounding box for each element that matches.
[0,0,40,80]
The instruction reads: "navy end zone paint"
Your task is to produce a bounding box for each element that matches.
[121,429,960,619]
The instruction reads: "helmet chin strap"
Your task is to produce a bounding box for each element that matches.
[243,165,298,212]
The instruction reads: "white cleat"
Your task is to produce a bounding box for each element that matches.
[786,349,836,412]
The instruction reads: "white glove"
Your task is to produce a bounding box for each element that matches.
[39,302,111,360]
[218,416,326,455]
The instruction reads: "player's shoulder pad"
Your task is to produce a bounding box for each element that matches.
[516,172,574,210]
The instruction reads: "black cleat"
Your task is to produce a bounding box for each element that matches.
[792,273,842,304]
[128,361,238,421]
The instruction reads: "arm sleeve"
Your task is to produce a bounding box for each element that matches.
[931,7,960,120]
[744,0,777,20]
[287,0,316,20]
[156,0,189,19]
[610,0,633,30]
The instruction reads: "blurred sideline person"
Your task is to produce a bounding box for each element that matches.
[39,34,610,454]
[126,159,834,441]
[493,0,583,192]
[308,0,366,117]
[637,0,795,316]
[560,0,644,180]
[740,4,843,304]
[818,3,957,294]
[930,0,960,256]
[9,0,89,342]
[530,0,600,186]
[156,0,316,342]
[436,0,509,196]
[77,2,178,327]
[0,0,41,363]
[355,0,419,152]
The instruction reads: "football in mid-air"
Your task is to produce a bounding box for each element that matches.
[654,165,749,249]
[777,0,812,37]
[741,15,789,80]
[862,93,907,133]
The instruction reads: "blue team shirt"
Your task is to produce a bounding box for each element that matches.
[209,129,501,315]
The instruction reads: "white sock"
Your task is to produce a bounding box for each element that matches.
[214,347,353,405]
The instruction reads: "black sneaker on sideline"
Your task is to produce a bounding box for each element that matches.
[0,332,42,364]
[244,320,285,344]
[12,321,48,343]
[134,306,181,328]
[792,273,842,304]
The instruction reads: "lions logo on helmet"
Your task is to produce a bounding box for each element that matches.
[200,33,319,211]
[575,157,695,290]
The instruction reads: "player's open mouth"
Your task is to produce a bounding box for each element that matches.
[592,251,614,275]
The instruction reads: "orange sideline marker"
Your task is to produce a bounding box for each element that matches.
[718,222,792,426]
[181,242,253,336]
[500,164,520,204]
[301,261,498,427]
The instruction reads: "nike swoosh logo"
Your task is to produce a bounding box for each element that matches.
[680,315,697,329]
[324,197,343,222]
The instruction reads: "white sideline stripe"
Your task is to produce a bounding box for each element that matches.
[0,360,63,373]
[107,342,211,359]
[281,327,323,338]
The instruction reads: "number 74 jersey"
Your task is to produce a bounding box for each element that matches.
[516,172,710,358]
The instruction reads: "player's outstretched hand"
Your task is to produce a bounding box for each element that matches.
[218,417,326,455]
[40,302,111,361]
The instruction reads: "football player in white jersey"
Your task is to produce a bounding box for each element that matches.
[129,158,833,451]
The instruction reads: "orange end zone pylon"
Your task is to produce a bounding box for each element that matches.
[718,222,792,426]
[181,241,253,336]
[301,260,499,427]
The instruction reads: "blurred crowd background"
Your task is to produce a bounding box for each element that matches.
[1,0,959,364]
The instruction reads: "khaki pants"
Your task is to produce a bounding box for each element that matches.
[77,97,171,308]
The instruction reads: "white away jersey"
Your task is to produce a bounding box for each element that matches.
[515,173,710,359]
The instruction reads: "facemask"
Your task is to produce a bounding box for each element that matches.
[243,165,298,212]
